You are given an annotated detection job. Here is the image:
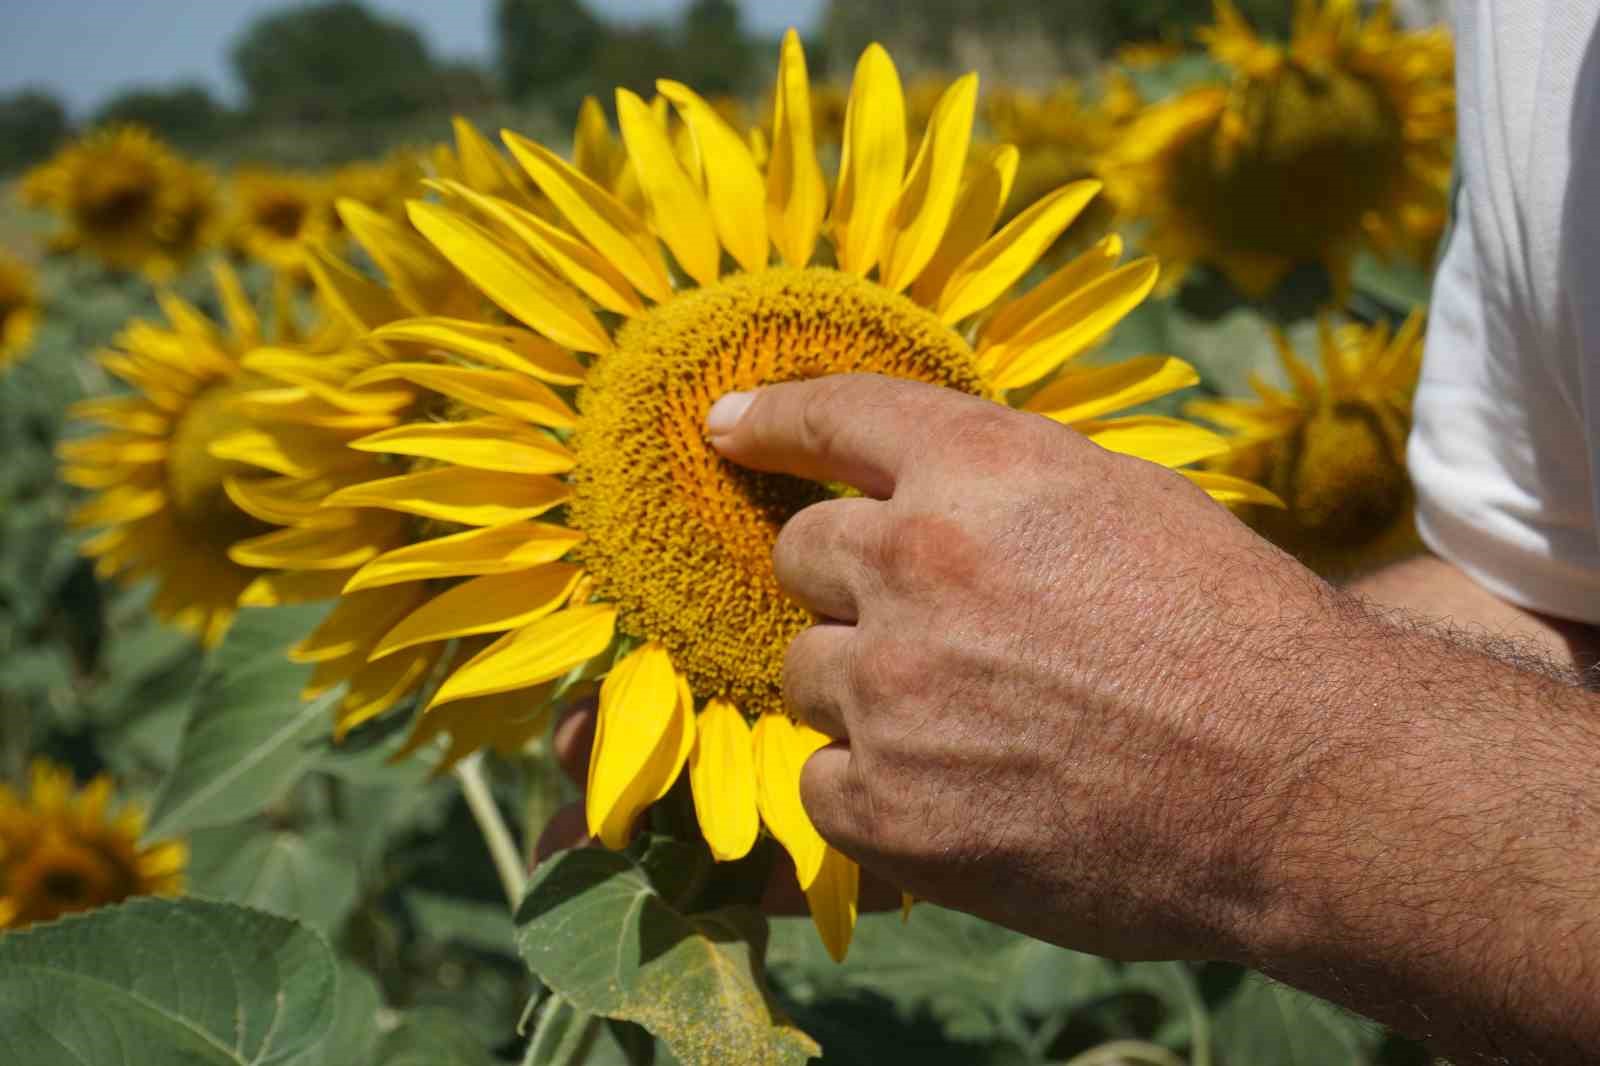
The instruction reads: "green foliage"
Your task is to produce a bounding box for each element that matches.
[231,1,440,123]
[0,88,69,175]
[516,843,820,1066]
[93,83,231,148]
[497,0,606,103]
[0,897,337,1066]
[147,602,334,837]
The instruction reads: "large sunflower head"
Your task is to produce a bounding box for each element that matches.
[0,759,185,930]
[1188,311,1424,577]
[228,32,1273,960]
[59,262,302,647]
[18,125,213,277]
[0,249,41,370]
[227,168,338,280]
[1102,0,1454,297]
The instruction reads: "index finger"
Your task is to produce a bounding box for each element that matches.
[705,373,966,498]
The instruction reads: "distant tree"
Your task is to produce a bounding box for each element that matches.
[93,85,229,148]
[230,1,437,123]
[496,0,604,102]
[0,90,69,174]
[677,0,756,96]
[585,23,685,100]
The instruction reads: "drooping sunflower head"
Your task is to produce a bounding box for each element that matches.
[59,263,292,646]
[0,760,185,930]
[0,249,41,370]
[1188,310,1425,577]
[229,32,1273,960]
[1103,0,1454,297]
[227,168,338,280]
[18,125,211,276]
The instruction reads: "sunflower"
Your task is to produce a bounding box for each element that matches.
[226,33,1273,961]
[0,249,41,369]
[1101,0,1454,297]
[0,759,185,930]
[330,150,427,224]
[982,77,1139,254]
[1188,311,1424,577]
[59,262,304,646]
[227,168,338,280]
[18,125,216,277]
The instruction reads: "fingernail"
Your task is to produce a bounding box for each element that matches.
[706,391,753,436]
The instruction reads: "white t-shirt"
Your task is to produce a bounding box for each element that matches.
[1409,0,1600,624]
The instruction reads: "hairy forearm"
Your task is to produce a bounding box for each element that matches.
[1231,576,1600,1064]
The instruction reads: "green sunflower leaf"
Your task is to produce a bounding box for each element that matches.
[1206,971,1386,1066]
[147,602,332,838]
[187,823,361,936]
[0,896,336,1066]
[515,846,820,1066]
[375,1008,500,1066]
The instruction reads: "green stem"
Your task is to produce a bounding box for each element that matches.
[454,752,528,909]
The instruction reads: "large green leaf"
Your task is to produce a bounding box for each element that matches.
[377,1008,500,1066]
[0,896,336,1066]
[188,824,361,936]
[515,847,819,1066]
[1207,972,1383,1066]
[286,964,383,1066]
[147,603,331,837]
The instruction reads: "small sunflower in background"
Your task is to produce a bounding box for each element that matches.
[18,125,217,277]
[148,158,223,281]
[227,168,338,281]
[0,759,186,931]
[0,249,41,370]
[1188,311,1425,578]
[58,262,309,647]
[330,149,427,225]
[1102,0,1454,297]
[228,32,1273,961]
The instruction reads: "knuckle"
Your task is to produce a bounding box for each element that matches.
[848,631,927,710]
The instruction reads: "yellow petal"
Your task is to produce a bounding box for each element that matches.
[344,520,584,591]
[407,201,612,355]
[910,143,1018,308]
[573,96,622,187]
[429,603,617,709]
[879,73,978,293]
[210,426,360,479]
[938,179,1102,325]
[431,179,645,317]
[586,644,695,849]
[804,846,860,963]
[350,418,575,475]
[752,714,831,889]
[229,511,405,570]
[659,80,770,274]
[451,116,533,205]
[1024,356,1201,425]
[240,349,415,413]
[982,234,1123,348]
[689,699,759,862]
[223,474,345,527]
[349,362,575,429]
[766,29,827,267]
[370,317,586,386]
[830,44,906,276]
[65,397,169,436]
[503,130,673,303]
[336,198,463,315]
[1082,416,1231,468]
[335,645,441,741]
[238,568,353,608]
[305,242,408,333]
[615,88,721,287]
[70,486,165,527]
[982,257,1159,391]
[322,467,569,526]
[394,685,555,773]
[292,585,423,664]
[1181,470,1285,508]
[371,563,582,660]
[211,261,260,349]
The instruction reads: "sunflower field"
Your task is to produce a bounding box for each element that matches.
[0,1,1449,1063]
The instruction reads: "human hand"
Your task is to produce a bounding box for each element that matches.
[706,373,1334,962]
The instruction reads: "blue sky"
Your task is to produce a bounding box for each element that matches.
[0,0,825,117]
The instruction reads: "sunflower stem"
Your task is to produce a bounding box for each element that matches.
[454,753,527,910]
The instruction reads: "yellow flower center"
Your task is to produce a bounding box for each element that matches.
[569,267,986,714]
[1274,401,1409,547]
[77,167,160,233]
[1174,64,1406,262]
[255,196,310,240]
[167,383,271,550]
